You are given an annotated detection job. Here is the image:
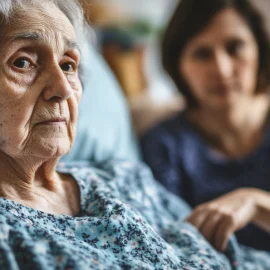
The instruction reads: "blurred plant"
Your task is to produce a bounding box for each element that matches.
[122,20,162,40]
[99,20,163,51]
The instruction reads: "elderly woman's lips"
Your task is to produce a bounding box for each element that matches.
[37,118,67,125]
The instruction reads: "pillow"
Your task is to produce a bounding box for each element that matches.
[61,44,140,163]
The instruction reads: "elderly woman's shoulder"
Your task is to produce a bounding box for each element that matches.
[56,160,158,206]
[0,203,20,232]
[57,160,153,184]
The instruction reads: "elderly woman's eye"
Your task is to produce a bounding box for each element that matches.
[13,58,32,69]
[61,62,75,72]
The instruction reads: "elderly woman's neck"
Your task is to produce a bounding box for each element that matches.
[0,154,60,200]
[0,154,80,216]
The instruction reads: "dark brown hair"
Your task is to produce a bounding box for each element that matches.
[162,0,270,107]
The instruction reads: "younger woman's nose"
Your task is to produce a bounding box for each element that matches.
[211,52,234,80]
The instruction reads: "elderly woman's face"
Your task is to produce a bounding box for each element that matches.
[179,8,259,110]
[0,3,82,159]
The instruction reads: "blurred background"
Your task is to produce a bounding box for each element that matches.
[81,0,270,135]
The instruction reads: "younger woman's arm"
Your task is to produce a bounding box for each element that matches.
[186,188,270,252]
[253,189,270,232]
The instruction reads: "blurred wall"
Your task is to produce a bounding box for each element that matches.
[98,0,179,27]
[253,0,270,32]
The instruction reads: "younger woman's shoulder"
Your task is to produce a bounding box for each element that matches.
[141,111,189,145]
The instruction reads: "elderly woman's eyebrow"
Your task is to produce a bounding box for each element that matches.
[64,37,81,52]
[10,32,42,41]
[9,32,80,51]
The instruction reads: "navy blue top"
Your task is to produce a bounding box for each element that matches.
[140,112,270,251]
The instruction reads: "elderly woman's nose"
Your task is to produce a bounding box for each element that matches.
[42,66,73,102]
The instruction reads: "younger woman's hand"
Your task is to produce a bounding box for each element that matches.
[186,188,259,252]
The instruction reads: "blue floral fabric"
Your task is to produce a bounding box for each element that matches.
[0,161,269,269]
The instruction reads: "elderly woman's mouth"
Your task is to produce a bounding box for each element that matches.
[37,117,67,125]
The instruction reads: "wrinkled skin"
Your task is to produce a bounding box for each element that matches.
[0,2,82,215]
[0,3,81,159]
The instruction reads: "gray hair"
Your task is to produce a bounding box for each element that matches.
[0,0,91,81]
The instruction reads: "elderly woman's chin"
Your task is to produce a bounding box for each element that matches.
[37,139,72,158]
[25,129,74,159]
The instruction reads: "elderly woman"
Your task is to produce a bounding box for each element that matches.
[0,0,270,269]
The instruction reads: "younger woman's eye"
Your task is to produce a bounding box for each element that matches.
[226,39,244,56]
[13,58,32,69]
[61,62,75,72]
[192,47,212,60]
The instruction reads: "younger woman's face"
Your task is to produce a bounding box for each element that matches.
[179,8,259,110]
